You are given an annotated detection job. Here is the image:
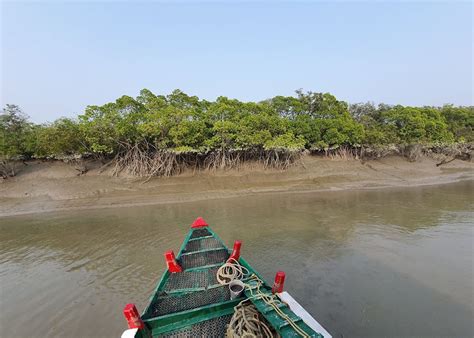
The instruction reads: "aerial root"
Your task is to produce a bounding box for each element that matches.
[111,145,302,178]
[0,160,17,178]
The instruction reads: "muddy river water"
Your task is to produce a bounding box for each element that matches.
[1,181,473,337]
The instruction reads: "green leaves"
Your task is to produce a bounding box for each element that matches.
[2,90,471,161]
[264,132,305,151]
[350,103,458,145]
[0,104,36,159]
[441,105,473,142]
[383,106,453,144]
[169,119,208,152]
[79,104,121,154]
[35,118,83,157]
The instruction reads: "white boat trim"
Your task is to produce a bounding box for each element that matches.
[121,328,138,338]
[278,291,332,338]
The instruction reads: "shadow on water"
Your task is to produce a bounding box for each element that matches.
[0,181,473,337]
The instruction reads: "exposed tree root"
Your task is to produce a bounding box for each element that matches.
[436,157,456,167]
[109,143,302,178]
[0,160,17,178]
[311,146,361,160]
[70,159,88,176]
[311,143,473,164]
[109,142,472,178]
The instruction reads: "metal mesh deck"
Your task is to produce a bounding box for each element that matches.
[183,237,225,253]
[142,226,239,336]
[149,286,232,317]
[190,228,211,239]
[179,249,229,270]
[163,266,220,291]
[157,314,232,337]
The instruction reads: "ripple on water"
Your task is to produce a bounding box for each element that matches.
[0,180,473,337]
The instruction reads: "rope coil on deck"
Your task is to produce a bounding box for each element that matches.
[226,300,275,338]
[217,258,250,285]
[217,259,310,338]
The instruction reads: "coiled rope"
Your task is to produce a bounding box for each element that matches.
[226,300,274,338]
[217,258,250,285]
[217,259,310,338]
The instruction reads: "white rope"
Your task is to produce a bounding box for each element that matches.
[226,300,275,338]
[216,258,250,285]
[217,259,310,338]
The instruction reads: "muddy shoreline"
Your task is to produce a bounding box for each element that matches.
[1,155,472,217]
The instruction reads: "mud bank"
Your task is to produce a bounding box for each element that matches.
[1,155,472,217]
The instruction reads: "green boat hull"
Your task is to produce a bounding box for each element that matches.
[122,220,327,337]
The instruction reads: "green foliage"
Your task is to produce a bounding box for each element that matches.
[35,118,83,157]
[264,132,305,151]
[383,106,453,144]
[440,105,474,142]
[169,119,208,151]
[0,104,36,159]
[289,114,320,148]
[272,91,363,149]
[79,104,121,154]
[351,103,457,145]
[2,90,472,162]
[208,120,239,150]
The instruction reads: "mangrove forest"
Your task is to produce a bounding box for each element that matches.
[1,89,473,177]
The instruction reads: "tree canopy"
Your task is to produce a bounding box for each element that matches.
[1,90,472,170]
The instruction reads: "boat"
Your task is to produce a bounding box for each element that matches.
[121,217,332,338]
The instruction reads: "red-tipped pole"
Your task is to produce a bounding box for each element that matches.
[164,250,182,273]
[228,240,242,262]
[123,303,145,329]
[191,217,208,228]
[272,271,286,294]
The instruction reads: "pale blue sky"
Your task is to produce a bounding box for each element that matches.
[1,1,473,123]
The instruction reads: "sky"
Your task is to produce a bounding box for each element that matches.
[1,1,473,123]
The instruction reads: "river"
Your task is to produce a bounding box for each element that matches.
[1,181,473,337]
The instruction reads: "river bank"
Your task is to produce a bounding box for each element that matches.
[1,155,473,217]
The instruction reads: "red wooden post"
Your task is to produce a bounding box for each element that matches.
[123,303,144,329]
[191,217,208,228]
[164,250,182,273]
[228,240,242,262]
[272,271,286,294]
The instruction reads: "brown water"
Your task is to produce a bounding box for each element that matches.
[1,181,473,337]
